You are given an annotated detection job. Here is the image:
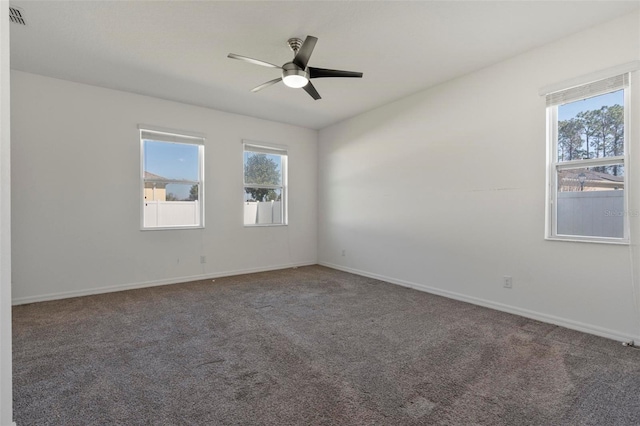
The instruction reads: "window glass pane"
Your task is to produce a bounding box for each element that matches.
[556,165,624,238]
[143,140,199,181]
[244,151,282,185]
[244,188,283,225]
[557,90,624,162]
[142,137,202,229]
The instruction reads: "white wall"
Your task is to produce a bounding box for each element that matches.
[318,11,640,341]
[0,4,13,426]
[11,71,317,303]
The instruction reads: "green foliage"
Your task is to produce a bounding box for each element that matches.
[244,153,282,202]
[166,192,179,201]
[188,184,198,201]
[558,118,583,161]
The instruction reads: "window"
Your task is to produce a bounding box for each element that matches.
[546,74,629,242]
[140,127,204,229]
[243,142,287,226]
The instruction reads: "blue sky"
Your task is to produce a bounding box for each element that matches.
[144,141,199,180]
[558,90,623,121]
[143,141,199,199]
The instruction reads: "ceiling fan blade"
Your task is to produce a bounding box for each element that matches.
[251,78,282,93]
[293,35,318,69]
[302,81,321,100]
[227,53,281,69]
[309,67,363,79]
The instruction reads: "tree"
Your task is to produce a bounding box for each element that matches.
[188,184,198,201]
[558,118,584,161]
[166,192,179,201]
[558,102,624,178]
[593,106,612,162]
[244,154,281,202]
[607,105,624,176]
[575,109,598,159]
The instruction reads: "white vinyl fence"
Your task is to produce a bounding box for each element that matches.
[144,200,200,227]
[557,191,624,238]
[143,194,619,234]
[244,201,282,225]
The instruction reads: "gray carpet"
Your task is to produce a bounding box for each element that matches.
[12,265,640,425]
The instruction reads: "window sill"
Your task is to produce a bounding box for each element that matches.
[545,236,629,245]
[244,224,288,228]
[141,225,204,231]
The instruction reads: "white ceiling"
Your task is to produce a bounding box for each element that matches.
[9,1,640,130]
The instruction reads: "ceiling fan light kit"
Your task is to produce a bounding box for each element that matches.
[282,63,309,88]
[227,35,363,100]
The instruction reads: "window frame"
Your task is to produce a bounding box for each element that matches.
[546,77,630,244]
[242,140,288,227]
[140,127,205,230]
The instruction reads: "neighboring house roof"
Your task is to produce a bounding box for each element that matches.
[144,171,169,188]
[559,169,624,191]
[144,171,169,181]
[144,171,195,184]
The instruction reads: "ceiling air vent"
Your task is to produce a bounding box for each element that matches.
[9,6,26,25]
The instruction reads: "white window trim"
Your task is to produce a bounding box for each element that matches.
[140,127,205,230]
[243,140,288,227]
[545,76,630,244]
[539,61,639,97]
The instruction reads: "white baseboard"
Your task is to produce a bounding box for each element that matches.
[319,261,640,344]
[11,261,316,305]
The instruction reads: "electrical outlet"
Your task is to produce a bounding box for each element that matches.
[200,256,207,264]
[503,276,513,289]
[341,249,346,257]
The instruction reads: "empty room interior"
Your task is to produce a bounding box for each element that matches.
[2,1,640,425]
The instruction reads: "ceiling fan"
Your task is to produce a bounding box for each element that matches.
[227,35,363,100]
